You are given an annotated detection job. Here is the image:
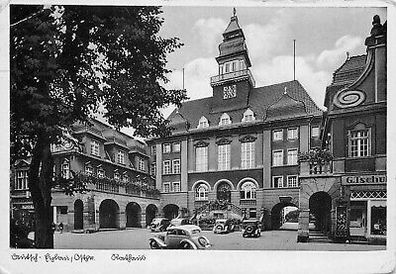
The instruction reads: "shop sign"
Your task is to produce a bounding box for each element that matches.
[342,174,386,185]
[21,204,34,210]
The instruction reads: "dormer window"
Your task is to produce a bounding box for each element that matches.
[117,150,125,164]
[114,172,120,181]
[90,140,99,156]
[219,113,231,126]
[198,116,209,129]
[242,108,255,122]
[85,164,93,175]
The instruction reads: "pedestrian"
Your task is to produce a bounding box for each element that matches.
[51,222,56,233]
[59,222,64,234]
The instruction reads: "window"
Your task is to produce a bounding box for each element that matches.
[225,63,230,73]
[240,181,257,200]
[219,113,231,126]
[163,182,170,193]
[198,116,209,129]
[163,160,171,174]
[241,142,255,169]
[287,149,298,165]
[172,182,181,192]
[114,172,120,181]
[151,146,156,155]
[123,175,129,183]
[273,129,283,141]
[58,206,68,215]
[287,175,298,188]
[239,60,246,70]
[117,150,125,164]
[97,169,105,178]
[249,208,257,219]
[85,165,93,175]
[349,129,370,157]
[287,128,298,140]
[195,183,208,201]
[15,170,28,190]
[232,61,237,72]
[311,126,320,138]
[219,64,224,75]
[242,109,255,122]
[138,157,145,171]
[196,146,208,172]
[163,143,171,154]
[172,159,180,174]
[218,144,231,170]
[91,140,99,156]
[273,150,283,166]
[173,142,181,153]
[273,176,284,188]
[61,161,70,179]
[151,162,156,176]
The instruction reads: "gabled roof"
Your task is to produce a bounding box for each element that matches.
[223,15,242,35]
[167,80,322,131]
[331,55,367,85]
[265,92,308,122]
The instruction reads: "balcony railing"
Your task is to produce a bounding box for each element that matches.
[210,69,255,87]
[298,149,333,176]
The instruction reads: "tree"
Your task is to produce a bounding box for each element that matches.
[10,5,187,248]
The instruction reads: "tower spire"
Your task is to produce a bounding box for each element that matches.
[233,7,236,17]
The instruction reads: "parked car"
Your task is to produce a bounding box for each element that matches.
[150,218,171,232]
[149,225,211,249]
[213,219,235,234]
[241,220,261,238]
[169,218,191,228]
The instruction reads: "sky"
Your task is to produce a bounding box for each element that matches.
[156,6,387,119]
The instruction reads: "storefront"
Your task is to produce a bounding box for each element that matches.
[343,174,387,242]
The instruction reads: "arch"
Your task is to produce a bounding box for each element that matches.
[271,202,299,230]
[74,199,83,230]
[309,191,332,233]
[214,179,234,191]
[215,180,233,202]
[99,199,120,229]
[126,202,142,228]
[236,177,259,190]
[163,204,179,220]
[145,204,158,226]
[191,180,211,192]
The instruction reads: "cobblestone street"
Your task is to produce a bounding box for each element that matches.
[54,229,385,251]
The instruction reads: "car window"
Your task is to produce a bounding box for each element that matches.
[191,229,201,235]
[167,229,177,235]
[177,229,188,236]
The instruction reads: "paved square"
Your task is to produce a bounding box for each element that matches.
[54,229,386,251]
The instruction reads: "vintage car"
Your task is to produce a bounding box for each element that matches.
[169,218,191,228]
[213,219,235,234]
[150,218,171,232]
[241,220,261,238]
[149,225,211,249]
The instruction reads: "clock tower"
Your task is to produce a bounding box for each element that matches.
[210,9,255,113]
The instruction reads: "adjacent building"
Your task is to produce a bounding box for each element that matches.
[11,119,160,232]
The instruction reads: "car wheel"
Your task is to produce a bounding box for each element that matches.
[181,241,195,249]
[149,240,160,249]
[246,226,254,234]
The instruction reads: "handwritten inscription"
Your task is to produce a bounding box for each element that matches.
[111,254,146,262]
[11,253,95,263]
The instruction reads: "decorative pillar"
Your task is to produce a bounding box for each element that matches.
[53,206,57,224]
[119,210,126,230]
[297,209,310,242]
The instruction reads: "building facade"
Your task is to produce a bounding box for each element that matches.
[297,15,387,243]
[11,119,160,232]
[148,12,322,229]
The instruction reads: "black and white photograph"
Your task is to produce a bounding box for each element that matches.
[3,1,395,273]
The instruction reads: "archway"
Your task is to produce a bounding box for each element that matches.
[216,181,232,202]
[126,202,141,228]
[146,204,158,226]
[74,199,83,230]
[163,204,179,220]
[271,202,298,230]
[99,199,120,229]
[309,191,331,233]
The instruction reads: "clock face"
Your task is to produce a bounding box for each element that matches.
[223,84,236,99]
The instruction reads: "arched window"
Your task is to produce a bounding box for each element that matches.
[219,113,231,126]
[240,181,257,200]
[61,159,70,179]
[195,183,209,201]
[242,108,255,122]
[198,116,209,129]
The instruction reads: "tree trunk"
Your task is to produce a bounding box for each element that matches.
[28,133,54,248]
